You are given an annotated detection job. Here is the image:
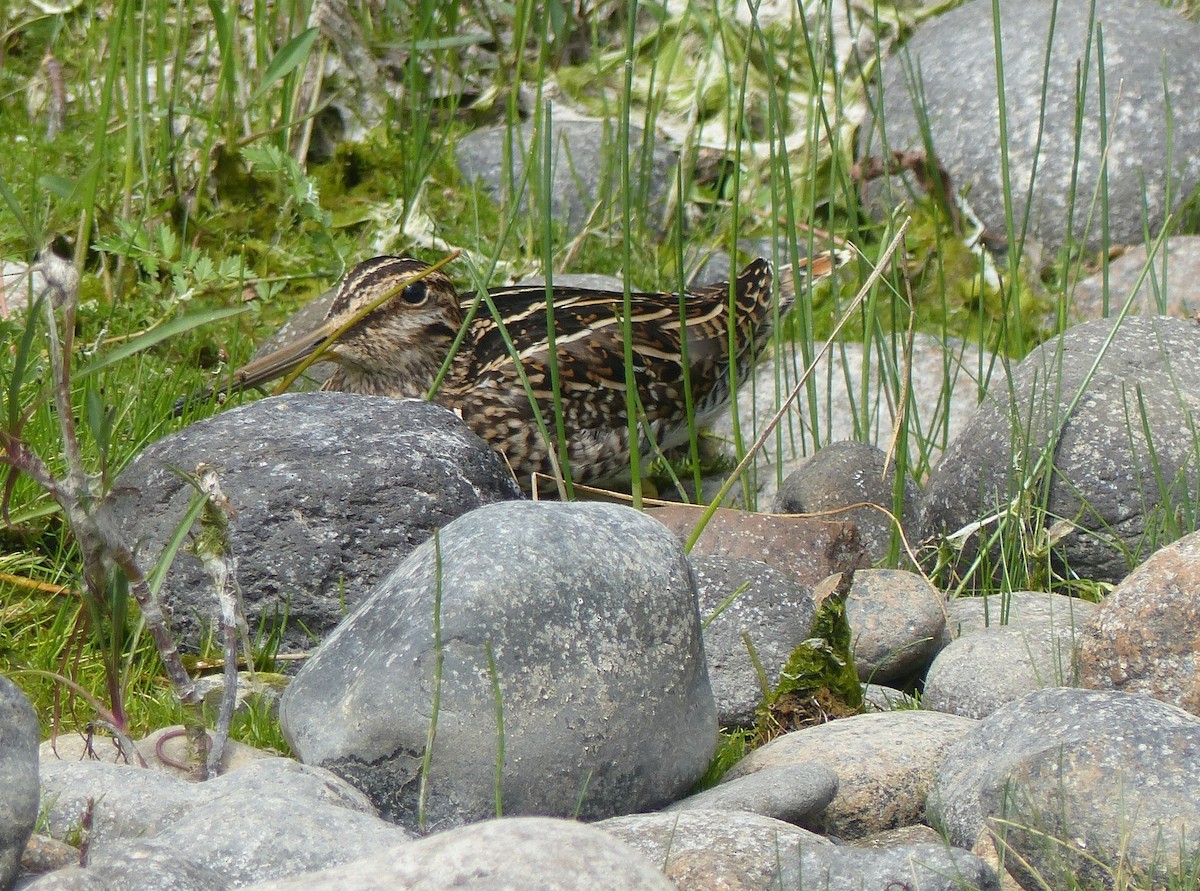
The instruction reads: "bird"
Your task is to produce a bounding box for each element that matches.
[199,252,846,492]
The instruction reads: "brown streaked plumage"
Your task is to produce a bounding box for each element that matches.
[211,253,846,491]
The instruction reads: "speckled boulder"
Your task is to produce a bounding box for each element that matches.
[280,501,717,834]
[690,555,817,726]
[724,710,977,839]
[861,0,1200,251]
[0,677,38,891]
[1079,530,1200,713]
[930,688,1200,888]
[922,316,1200,587]
[107,394,522,655]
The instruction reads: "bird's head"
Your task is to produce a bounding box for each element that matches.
[229,256,464,397]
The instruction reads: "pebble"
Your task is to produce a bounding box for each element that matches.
[773,440,922,564]
[844,569,945,685]
[665,762,838,825]
[925,590,1097,719]
[724,710,977,840]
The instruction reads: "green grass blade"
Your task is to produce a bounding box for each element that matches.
[248,27,318,107]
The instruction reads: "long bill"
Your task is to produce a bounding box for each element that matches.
[229,319,341,393]
[171,319,339,417]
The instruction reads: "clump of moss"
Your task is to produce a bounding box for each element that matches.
[755,569,863,743]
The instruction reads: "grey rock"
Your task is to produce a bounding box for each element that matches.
[847,823,947,849]
[862,683,919,712]
[0,678,38,891]
[666,763,838,824]
[711,334,987,506]
[845,569,945,684]
[725,710,977,840]
[941,590,1099,647]
[1079,530,1200,713]
[455,118,677,236]
[1070,236,1200,322]
[600,810,997,891]
[280,501,717,833]
[928,593,1096,721]
[690,555,817,726]
[923,625,1083,719]
[930,688,1200,889]
[107,394,521,655]
[514,272,626,292]
[860,0,1200,251]
[22,852,216,891]
[773,441,921,563]
[243,817,676,891]
[921,316,1200,586]
[36,758,410,889]
[40,762,193,845]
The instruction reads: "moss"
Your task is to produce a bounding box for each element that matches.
[755,569,863,743]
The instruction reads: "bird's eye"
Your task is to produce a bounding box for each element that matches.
[401,282,428,305]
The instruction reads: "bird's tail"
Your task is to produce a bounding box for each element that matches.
[775,248,852,313]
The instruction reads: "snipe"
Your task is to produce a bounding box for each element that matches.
[203,253,845,491]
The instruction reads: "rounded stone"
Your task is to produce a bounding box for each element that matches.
[860,0,1200,251]
[941,591,1098,648]
[666,763,839,825]
[107,393,521,655]
[241,817,677,891]
[921,316,1200,587]
[773,441,920,562]
[280,501,717,833]
[845,569,945,684]
[930,688,1200,888]
[724,710,977,840]
[599,809,995,891]
[0,677,39,890]
[690,555,817,726]
[1079,530,1200,714]
[923,625,1082,719]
